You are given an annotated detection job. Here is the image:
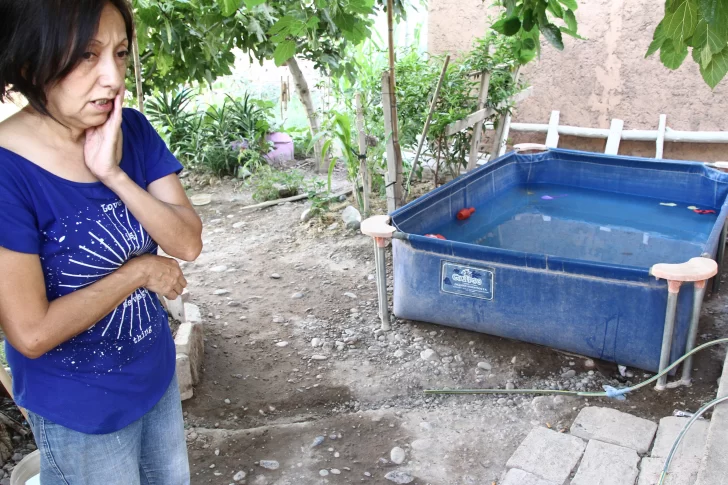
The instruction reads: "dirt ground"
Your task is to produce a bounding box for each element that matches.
[180,167,728,485]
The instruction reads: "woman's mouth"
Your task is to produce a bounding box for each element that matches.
[91,98,113,112]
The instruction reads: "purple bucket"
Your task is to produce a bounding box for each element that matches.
[265,132,294,164]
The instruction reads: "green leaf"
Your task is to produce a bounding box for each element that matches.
[503,16,522,36]
[663,0,699,44]
[243,0,266,7]
[660,39,689,68]
[559,27,585,40]
[273,40,296,66]
[558,0,578,11]
[691,19,727,54]
[523,37,537,50]
[699,0,728,25]
[547,1,564,19]
[491,18,507,34]
[700,43,714,68]
[523,8,535,31]
[540,22,564,50]
[504,0,517,16]
[700,44,728,87]
[692,45,703,63]
[217,0,243,17]
[564,9,577,32]
[647,37,667,57]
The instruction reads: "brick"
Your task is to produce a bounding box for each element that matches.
[506,427,586,484]
[174,322,204,385]
[696,353,728,485]
[651,417,708,460]
[165,289,190,323]
[571,440,639,485]
[176,353,193,401]
[570,406,657,453]
[502,469,560,485]
[184,303,202,323]
[638,456,701,485]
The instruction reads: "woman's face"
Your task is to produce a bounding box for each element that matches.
[46,3,129,132]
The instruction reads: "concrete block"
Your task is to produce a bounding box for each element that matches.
[651,417,708,460]
[176,353,193,401]
[174,322,204,385]
[571,440,639,485]
[502,469,560,485]
[506,427,586,484]
[637,456,701,485]
[570,406,657,453]
[696,353,728,485]
[184,302,202,323]
[165,289,190,323]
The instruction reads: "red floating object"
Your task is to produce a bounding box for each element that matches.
[694,209,716,214]
[425,234,446,240]
[457,207,476,220]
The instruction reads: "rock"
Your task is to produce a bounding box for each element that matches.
[328,222,339,231]
[237,167,252,180]
[319,470,329,477]
[561,369,577,378]
[570,407,658,454]
[331,469,341,475]
[342,206,362,228]
[344,292,357,299]
[224,399,231,404]
[227,301,241,307]
[291,292,304,299]
[11,453,22,463]
[270,273,281,279]
[384,471,415,484]
[213,289,230,296]
[571,440,639,485]
[191,194,212,206]
[274,183,298,198]
[233,221,245,229]
[322,341,335,352]
[311,355,328,361]
[276,341,289,347]
[233,470,247,481]
[477,361,492,371]
[259,460,280,470]
[301,208,315,223]
[506,381,516,390]
[311,338,322,347]
[311,436,325,448]
[420,349,438,361]
[210,265,228,273]
[506,427,586,484]
[394,349,405,358]
[584,359,596,369]
[390,447,406,465]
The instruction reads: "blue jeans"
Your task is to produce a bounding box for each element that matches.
[27,375,190,485]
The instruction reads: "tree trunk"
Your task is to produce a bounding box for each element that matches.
[287,57,325,173]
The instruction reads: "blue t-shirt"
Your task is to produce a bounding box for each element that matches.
[0,108,183,434]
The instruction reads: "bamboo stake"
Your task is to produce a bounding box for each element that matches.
[386,0,403,208]
[129,0,144,113]
[402,55,450,205]
[355,93,371,216]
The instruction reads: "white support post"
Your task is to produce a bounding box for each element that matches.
[493,66,522,157]
[605,118,624,155]
[656,114,667,159]
[545,110,560,148]
[467,71,492,171]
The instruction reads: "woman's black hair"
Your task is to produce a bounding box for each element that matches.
[0,0,134,118]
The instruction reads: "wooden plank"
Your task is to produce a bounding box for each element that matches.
[355,93,370,216]
[656,114,667,159]
[605,118,624,155]
[467,71,492,171]
[444,108,494,137]
[381,72,400,213]
[545,110,560,148]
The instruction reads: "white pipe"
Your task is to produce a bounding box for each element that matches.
[509,123,728,144]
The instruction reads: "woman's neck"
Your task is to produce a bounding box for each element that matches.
[22,106,85,146]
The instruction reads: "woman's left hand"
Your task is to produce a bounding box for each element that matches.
[84,88,124,183]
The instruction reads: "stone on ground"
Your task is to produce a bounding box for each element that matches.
[651,417,709,461]
[384,470,414,484]
[571,440,640,485]
[390,446,406,465]
[505,427,585,484]
[501,469,560,485]
[570,406,658,453]
[637,456,702,485]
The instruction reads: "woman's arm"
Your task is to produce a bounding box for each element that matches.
[102,171,202,261]
[0,248,186,359]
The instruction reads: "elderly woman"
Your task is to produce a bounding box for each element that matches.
[0,1,202,483]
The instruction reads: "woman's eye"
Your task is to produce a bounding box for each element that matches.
[117,50,130,59]
[82,52,96,60]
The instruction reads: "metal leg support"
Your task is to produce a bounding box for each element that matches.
[374,239,391,331]
[712,222,727,294]
[657,281,681,391]
[681,281,708,385]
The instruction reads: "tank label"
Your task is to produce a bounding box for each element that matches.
[441,262,494,300]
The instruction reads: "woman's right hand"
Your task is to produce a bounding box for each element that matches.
[126,254,187,300]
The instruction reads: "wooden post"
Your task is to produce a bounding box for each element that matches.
[545,110,560,148]
[382,72,401,212]
[605,118,624,155]
[403,55,450,204]
[492,66,522,158]
[130,14,144,112]
[466,70,492,171]
[386,0,404,194]
[355,93,371,216]
[656,114,667,159]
